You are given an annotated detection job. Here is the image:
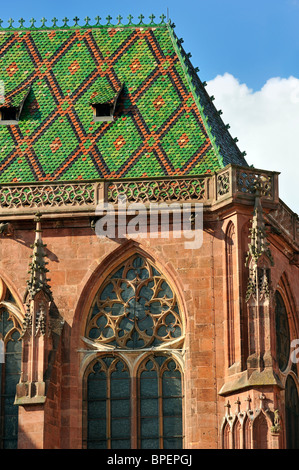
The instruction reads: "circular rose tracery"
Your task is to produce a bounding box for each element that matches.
[86,255,182,349]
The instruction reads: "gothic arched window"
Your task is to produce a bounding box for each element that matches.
[275,291,290,372]
[0,289,22,449]
[285,375,299,449]
[138,355,183,449]
[86,356,131,449]
[83,254,184,449]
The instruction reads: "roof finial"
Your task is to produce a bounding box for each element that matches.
[40,17,47,28]
[94,16,101,27]
[138,14,145,25]
[73,16,80,27]
[127,14,134,25]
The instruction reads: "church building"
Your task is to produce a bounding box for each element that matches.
[0,15,298,449]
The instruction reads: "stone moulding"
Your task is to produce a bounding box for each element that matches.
[0,163,297,249]
[0,164,280,213]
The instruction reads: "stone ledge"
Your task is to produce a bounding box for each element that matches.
[218,368,284,396]
[14,381,47,405]
[14,395,46,406]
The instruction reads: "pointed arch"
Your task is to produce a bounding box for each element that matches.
[82,354,131,449]
[222,420,232,449]
[275,272,298,373]
[0,273,25,324]
[285,374,299,449]
[85,254,184,351]
[233,418,242,449]
[252,411,270,449]
[0,277,23,449]
[137,354,183,449]
[79,242,186,449]
[244,414,252,449]
[276,272,298,341]
[76,241,187,347]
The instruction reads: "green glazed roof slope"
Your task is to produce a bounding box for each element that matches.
[3,85,30,108]
[0,16,248,183]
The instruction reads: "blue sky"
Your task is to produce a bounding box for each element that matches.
[1,0,298,89]
[0,0,298,210]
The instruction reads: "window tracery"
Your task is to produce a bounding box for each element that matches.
[85,255,183,350]
[275,291,290,372]
[0,287,22,449]
[83,254,184,449]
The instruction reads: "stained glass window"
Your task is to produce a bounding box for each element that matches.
[275,291,290,372]
[0,305,22,449]
[139,355,183,449]
[86,356,131,449]
[85,255,182,349]
[285,375,299,449]
[84,254,184,449]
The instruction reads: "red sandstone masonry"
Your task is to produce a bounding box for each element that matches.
[0,208,297,449]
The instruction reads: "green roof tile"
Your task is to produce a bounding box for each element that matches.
[0,17,247,183]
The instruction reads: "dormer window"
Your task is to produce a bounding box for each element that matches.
[0,107,19,124]
[92,103,114,122]
[0,85,30,126]
[90,83,123,123]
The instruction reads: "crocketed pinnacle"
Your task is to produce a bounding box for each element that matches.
[245,192,273,268]
[26,213,52,300]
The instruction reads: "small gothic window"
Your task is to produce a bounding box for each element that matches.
[138,355,183,449]
[253,413,269,449]
[86,356,131,449]
[90,83,123,123]
[0,86,30,125]
[92,103,113,121]
[275,291,290,372]
[0,302,22,448]
[0,107,18,123]
[285,375,299,449]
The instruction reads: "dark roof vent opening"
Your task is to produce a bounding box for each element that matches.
[92,103,114,122]
[0,106,19,124]
[0,85,31,125]
[90,83,124,123]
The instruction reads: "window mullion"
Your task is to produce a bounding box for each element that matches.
[107,369,111,450]
[131,375,138,449]
[158,369,163,449]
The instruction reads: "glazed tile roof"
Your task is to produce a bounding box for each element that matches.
[0,16,248,183]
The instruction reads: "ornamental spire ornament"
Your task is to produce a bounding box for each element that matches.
[22,213,52,337]
[16,213,56,403]
[245,185,273,302]
[26,213,52,301]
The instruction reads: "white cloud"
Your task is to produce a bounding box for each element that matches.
[206,73,299,213]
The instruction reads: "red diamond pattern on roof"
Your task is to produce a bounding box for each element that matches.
[0,21,248,184]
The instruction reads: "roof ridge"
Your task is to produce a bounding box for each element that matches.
[166,22,248,169]
[166,22,223,170]
[0,14,168,31]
